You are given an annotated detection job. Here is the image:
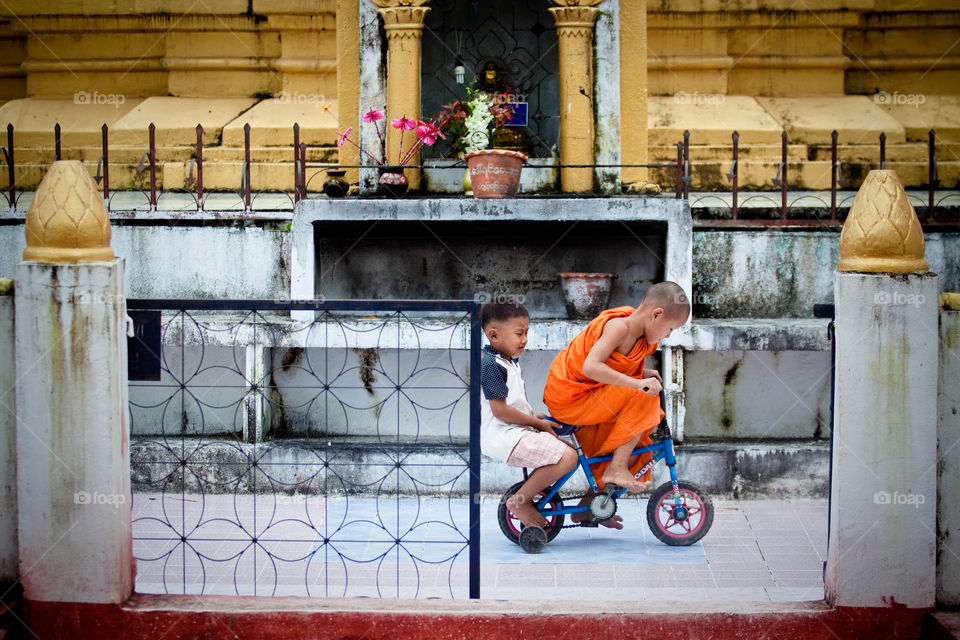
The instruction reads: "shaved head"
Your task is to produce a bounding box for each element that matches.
[641,281,690,320]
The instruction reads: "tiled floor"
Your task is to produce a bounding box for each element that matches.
[132,493,827,602]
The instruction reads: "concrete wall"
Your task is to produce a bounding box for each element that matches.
[315,220,665,318]
[684,350,831,439]
[0,283,15,587]
[3,212,955,448]
[0,217,291,300]
[693,231,960,318]
[939,307,960,606]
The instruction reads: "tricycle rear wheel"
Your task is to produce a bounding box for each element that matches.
[498,481,565,545]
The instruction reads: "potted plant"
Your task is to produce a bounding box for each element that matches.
[335,110,444,197]
[558,273,615,319]
[437,85,526,198]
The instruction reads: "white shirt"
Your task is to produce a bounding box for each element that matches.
[480,345,537,462]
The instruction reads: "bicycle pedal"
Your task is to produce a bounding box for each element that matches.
[579,520,599,528]
[604,483,622,495]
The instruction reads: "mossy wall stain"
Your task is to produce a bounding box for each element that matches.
[280,347,305,372]
[355,348,378,395]
[721,357,743,431]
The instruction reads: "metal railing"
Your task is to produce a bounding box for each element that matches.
[127,298,482,599]
[1,121,956,225]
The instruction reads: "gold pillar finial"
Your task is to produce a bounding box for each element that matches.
[371,0,430,190]
[837,169,928,273]
[23,160,113,263]
[549,1,601,193]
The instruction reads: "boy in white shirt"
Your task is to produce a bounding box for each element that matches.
[480,301,577,528]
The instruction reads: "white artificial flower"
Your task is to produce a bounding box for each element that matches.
[463,129,490,153]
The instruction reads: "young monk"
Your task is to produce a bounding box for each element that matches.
[543,281,690,494]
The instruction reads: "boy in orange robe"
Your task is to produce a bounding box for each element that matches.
[543,281,690,494]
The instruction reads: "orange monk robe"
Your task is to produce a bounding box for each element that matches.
[543,307,664,488]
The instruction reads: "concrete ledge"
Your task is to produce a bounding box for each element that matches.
[22,597,934,639]
[111,96,257,146]
[687,318,831,351]
[131,437,829,498]
[115,312,831,352]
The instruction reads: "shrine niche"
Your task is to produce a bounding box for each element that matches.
[420,0,560,159]
[356,0,648,194]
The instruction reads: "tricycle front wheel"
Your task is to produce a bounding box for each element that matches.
[646,480,714,546]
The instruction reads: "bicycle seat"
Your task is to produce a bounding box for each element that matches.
[545,417,583,437]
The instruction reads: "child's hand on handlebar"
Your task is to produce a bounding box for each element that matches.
[636,377,662,396]
[534,414,562,437]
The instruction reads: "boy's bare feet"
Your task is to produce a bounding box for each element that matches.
[506,494,548,528]
[601,468,652,494]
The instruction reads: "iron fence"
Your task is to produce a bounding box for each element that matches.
[1,120,956,225]
[127,298,482,599]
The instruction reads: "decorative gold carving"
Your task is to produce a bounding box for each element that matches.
[549,6,600,29]
[942,293,960,311]
[550,0,603,6]
[370,0,429,7]
[377,6,430,29]
[23,161,113,263]
[837,170,928,273]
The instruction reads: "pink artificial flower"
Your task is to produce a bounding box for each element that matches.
[414,123,434,146]
[363,109,384,122]
[415,121,444,145]
[391,117,417,131]
[336,127,353,147]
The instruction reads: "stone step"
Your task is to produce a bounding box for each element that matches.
[130,436,830,499]
[650,142,948,163]
[927,612,960,640]
[649,159,959,191]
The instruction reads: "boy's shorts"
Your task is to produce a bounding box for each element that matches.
[506,430,569,469]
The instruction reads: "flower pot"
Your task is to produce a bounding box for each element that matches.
[463,149,526,198]
[558,272,615,320]
[378,166,408,198]
[323,169,349,198]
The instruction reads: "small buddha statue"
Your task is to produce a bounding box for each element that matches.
[478,61,504,93]
[477,60,534,157]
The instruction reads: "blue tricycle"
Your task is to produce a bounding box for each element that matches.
[497,393,714,553]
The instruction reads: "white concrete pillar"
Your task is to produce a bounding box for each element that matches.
[938,300,960,606]
[0,279,16,586]
[825,271,939,607]
[14,260,132,603]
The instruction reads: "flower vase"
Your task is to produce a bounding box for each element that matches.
[461,154,472,196]
[464,149,526,198]
[558,272,615,320]
[378,166,408,198]
[322,169,349,198]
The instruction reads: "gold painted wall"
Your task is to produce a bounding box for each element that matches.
[0,1,337,99]
[1,1,957,192]
[2,1,956,102]
[645,1,960,97]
